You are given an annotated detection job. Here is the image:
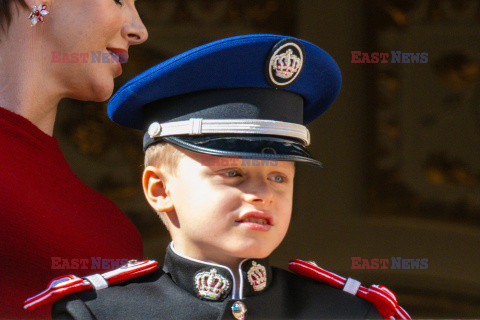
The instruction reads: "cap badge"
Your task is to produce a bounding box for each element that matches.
[194,268,231,301]
[247,261,267,292]
[266,39,304,88]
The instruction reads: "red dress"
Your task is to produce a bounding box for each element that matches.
[0,107,143,319]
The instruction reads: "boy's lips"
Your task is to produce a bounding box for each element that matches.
[236,211,273,227]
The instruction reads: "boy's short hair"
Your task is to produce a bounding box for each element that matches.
[144,142,182,175]
[144,142,183,227]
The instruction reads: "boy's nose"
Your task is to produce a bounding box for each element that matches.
[241,181,274,206]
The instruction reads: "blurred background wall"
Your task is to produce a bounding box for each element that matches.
[54,0,480,318]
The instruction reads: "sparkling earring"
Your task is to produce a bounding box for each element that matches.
[28,3,49,27]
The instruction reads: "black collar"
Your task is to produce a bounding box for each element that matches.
[163,244,272,302]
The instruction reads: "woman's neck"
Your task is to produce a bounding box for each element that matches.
[0,19,63,136]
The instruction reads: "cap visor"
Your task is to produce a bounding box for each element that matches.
[161,135,323,167]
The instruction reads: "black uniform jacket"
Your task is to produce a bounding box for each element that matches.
[53,245,382,319]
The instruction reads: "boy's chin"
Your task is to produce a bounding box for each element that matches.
[231,245,277,260]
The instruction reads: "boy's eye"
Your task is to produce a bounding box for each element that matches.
[223,170,242,178]
[270,175,286,183]
[114,0,124,6]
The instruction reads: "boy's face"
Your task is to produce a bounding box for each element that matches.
[149,149,295,268]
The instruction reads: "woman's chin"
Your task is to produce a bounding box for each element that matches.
[91,90,113,102]
[90,79,115,102]
[71,78,115,102]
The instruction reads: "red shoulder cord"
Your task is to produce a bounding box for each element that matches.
[289,259,411,320]
[24,260,158,311]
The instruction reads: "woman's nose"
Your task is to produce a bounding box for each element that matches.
[122,7,149,45]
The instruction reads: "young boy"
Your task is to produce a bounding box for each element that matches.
[25,34,410,319]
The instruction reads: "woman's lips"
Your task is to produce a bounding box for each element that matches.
[106,48,129,63]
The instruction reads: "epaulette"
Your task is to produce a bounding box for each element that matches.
[24,260,158,311]
[289,259,411,320]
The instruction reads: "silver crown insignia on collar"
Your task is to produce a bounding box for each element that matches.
[247,261,267,292]
[194,268,230,300]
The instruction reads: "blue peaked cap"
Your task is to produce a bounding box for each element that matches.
[108,34,341,129]
[108,34,341,167]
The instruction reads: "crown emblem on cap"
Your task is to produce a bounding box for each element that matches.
[247,261,267,292]
[267,39,304,88]
[194,268,231,301]
[272,48,302,79]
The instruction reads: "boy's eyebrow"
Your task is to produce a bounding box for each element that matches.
[270,168,295,175]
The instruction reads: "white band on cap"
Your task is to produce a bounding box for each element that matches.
[343,277,361,295]
[84,274,109,290]
[148,118,311,146]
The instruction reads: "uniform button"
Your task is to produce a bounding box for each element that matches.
[231,300,247,319]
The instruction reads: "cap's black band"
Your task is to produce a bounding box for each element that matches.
[142,87,304,132]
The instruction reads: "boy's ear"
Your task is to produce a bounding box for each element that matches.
[142,166,174,213]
